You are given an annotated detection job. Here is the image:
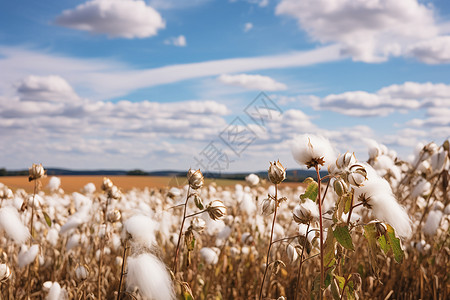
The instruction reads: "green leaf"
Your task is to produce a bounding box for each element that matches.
[378,234,389,254]
[183,292,194,300]
[43,211,52,227]
[333,224,354,251]
[385,224,404,263]
[300,179,318,202]
[363,223,381,277]
[331,280,341,300]
[343,193,353,214]
[323,226,336,268]
[334,274,345,291]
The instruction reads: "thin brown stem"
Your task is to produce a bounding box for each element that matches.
[185,209,207,219]
[294,222,310,300]
[172,186,191,274]
[25,179,38,300]
[339,276,350,300]
[315,165,324,300]
[346,191,355,225]
[97,197,109,300]
[117,239,129,300]
[259,184,278,300]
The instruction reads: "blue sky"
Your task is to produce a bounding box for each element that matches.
[0,0,449,172]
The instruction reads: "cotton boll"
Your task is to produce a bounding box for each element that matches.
[123,215,157,247]
[430,149,448,173]
[354,164,412,238]
[66,234,80,251]
[245,174,260,186]
[18,244,39,268]
[412,180,431,198]
[200,247,219,265]
[46,282,62,300]
[60,213,89,235]
[444,204,450,215]
[127,253,175,300]
[239,193,256,216]
[373,155,394,177]
[286,244,298,265]
[291,134,336,168]
[216,225,232,240]
[423,210,443,236]
[82,183,96,194]
[47,177,61,192]
[0,206,30,244]
[365,138,381,160]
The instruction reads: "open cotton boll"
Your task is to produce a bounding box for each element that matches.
[245,173,260,186]
[0,206,30,244]
[46,228,59,247]
[291,134,336,168]
[66,234,81,251]
[18,244,39,268]
[127,253,175,300]
[60,210,90,235]
[239,193,256,215]
[46,282,61,300]
[82,183,96,194]
[373,155,394,177]
[412,180,431,198]
[47,177,61,192]
[200,247,219,265]
[423,210,443,236]
[354,165,412,239]
[124,215,157,247]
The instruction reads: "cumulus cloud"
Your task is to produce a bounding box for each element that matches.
[218,74,287,91]
[311,82,450,117]
[276,0,450,64]
[164,35,187,47]
[55,0,165,39]
[16,75,80,103]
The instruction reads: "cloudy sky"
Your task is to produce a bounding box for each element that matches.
[0,0,449,173]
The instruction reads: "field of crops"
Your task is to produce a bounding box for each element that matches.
[0,136,448,300]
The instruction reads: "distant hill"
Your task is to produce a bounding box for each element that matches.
[0,167,327,182]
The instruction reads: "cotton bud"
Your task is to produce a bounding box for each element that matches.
[261,197,275,216]
[75,264,89,281]
[193,194,204,210]
[268,160,286,184]
[333,178,348,197]
[107,185,122,200]
[336,152,356,170]
[187,169,204,190]
[293,200,319,224]
[347,164,367,187]
[101,178,114,191]
[28,163,46,182]
[206,200,227,220]
[107,209,121,223]
[286,244,298,265]
[0,264,11,282]
[190,217,206,232]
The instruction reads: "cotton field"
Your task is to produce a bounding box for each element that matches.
[0,136,449,300]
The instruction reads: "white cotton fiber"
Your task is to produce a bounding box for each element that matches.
[18,244,39,268]
[46,282,61,300]
[124,215,157,247]
[239,193,256,215]
[47,177,61,192]
[354,164,412,239]
[200,247,219,265]
[423,210,443,236]
[126,253,175,300]
[0,206,30,244]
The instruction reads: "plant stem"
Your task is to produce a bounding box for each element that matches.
[294,223,310,300]
[259,184,278,300]
[346,192,355,225]
[25,179,38,300]
[172,186,191,274]
[98,197,109,300]
[315,166,324,300]
[185,209,207,219]
[117,239,129,300]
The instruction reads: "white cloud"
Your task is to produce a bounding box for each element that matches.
[55,0,165,39]
[164,35,187,47]
[218,74,287,91]
[0,45,343,100]
[244,22,253,32]
[149,0,211,10]
[16,75,80,103]
[310,82,450,117]
[276,0,450,63]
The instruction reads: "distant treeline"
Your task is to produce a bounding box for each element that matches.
[0,168,326,182]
